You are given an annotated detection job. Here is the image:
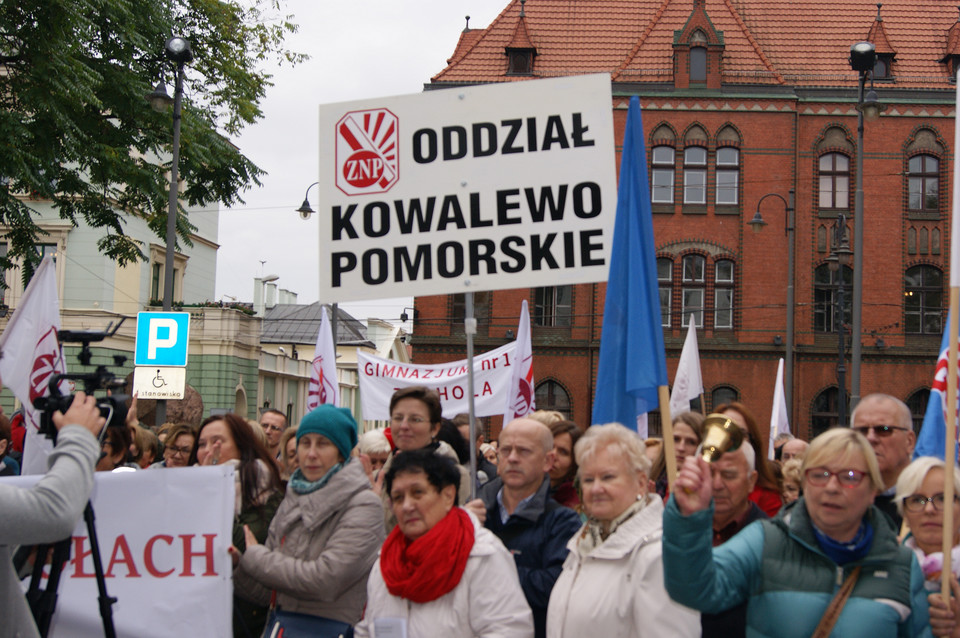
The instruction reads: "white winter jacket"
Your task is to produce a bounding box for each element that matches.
[545,495,700,638]
[355,508,534,638]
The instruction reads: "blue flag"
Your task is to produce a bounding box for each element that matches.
[915,311,959,460]
[591,96,668,432]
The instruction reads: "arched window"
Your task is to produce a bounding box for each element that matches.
[905,389,930,435]
[819,153,850,210]
[682,254,705,327]
[908,155,940,213]
[658,257,673,327]
[715,147,739,205]
[535,380,571,418]
[684,147,707,204]
[904,265,943,334]
[651,145,675,204]
[812,387,840,438]
[714,259,734,329]
[710,385,739,410]
[814,264,852,333]
[690,46,707,82]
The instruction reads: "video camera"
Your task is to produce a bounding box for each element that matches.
[32,319,129,440]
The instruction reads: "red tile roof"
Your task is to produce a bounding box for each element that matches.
[431,0,958,89]
[507,15,537,50]
[865,6,897,55]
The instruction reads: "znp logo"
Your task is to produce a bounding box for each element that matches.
[335,108,399,196]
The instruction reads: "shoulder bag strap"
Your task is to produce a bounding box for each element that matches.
[810,565,862,638]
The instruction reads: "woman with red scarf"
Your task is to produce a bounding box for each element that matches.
[355,449,534,637]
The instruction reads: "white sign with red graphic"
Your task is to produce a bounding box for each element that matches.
[1,466,235,638]
[317,74,617,302]
[358,342,523,419]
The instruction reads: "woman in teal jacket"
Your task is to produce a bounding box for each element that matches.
[663,427,933,637]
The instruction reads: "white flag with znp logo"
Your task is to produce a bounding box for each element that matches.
[0,256,69,474]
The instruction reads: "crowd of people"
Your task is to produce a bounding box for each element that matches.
[4,385,960,637]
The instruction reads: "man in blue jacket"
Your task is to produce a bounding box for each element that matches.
[480,418,582,638]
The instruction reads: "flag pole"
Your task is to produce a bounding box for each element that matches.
[660,387,677,488]
[942,290,957,600]
[941,80,960,600]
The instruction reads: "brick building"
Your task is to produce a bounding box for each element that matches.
[411,0,960,443]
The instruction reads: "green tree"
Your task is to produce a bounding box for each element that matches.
[0,0,304,283]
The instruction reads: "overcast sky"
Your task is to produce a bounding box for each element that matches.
[213,0,508,327]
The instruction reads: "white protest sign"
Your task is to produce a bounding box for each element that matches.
[3,466,235,638]
[359,343,520,419]
[317,73,617,302]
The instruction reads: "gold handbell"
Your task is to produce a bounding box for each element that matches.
[699,413,745,462]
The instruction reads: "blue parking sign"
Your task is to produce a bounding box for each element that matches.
[135,312,190,366]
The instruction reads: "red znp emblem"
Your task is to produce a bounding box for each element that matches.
[335,108,399,196]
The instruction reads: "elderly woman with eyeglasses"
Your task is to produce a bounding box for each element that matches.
[376,386,482,530]
[663,427,933,637]
[897,456,960,637]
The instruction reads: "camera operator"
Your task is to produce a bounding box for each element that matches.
[1,389,106,638]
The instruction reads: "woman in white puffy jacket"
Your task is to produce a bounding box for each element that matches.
[355,449,534,638]
[546,423,700,638]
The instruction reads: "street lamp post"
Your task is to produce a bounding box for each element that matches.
[749,188,795,425]
[295,182,337,348]
[826,214,853,426]
[146,36,194,426]
[848,41,881,412]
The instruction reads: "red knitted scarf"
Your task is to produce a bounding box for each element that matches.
[380,507,475,603]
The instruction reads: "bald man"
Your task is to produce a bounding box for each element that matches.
[479,418,581,638]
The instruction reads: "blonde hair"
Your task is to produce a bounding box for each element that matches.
[527,410,565,427]
[895,456,960,517]
[575,423,651,477]
[279,426,299,463]
[801,428,883,492]
[246,418,268,447]
[781,458,803,486]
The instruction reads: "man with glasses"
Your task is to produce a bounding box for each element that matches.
[260,408,287,459]
[850,393,915,528]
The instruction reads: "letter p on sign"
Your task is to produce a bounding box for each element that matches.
[148,318,178,359]
[135,312,190,367]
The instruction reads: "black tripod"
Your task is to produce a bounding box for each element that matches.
[22,501,117,638]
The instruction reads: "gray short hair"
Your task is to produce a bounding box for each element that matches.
[358,428,392,455]
[895,456,960,517]
[575,422,651,477]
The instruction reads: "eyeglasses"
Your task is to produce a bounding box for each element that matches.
[852,425,909,438]
[804,467,867,488]
[903,493,960,513]
[165,445,192,457]
[261,423,284,433]
[391,414,427,425]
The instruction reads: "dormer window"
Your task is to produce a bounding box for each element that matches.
[873,53,894,80]
[507,49,533,75]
